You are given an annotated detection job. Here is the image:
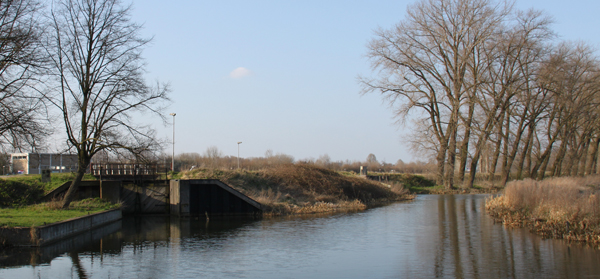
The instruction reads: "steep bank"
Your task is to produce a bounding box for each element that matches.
[177,164,414,215]
[486,176,600,247]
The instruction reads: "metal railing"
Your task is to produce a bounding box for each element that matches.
[89,163,168,180]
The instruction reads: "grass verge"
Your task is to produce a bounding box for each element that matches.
[0,198,120,228]
[486,176,600,247]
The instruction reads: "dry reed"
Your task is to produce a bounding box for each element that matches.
[486,176,600,246]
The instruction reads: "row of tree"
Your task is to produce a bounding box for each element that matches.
[362,0,600,188]
[0,0,169,207]
[166,147,435,174]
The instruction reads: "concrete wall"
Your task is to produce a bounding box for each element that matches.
[170,180,190,216]
[0,221,122,267]
[0,209,122,247]
[100,181,121,204]
[35,209,122,245]
[170,179,261,217]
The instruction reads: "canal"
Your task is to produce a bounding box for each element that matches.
[1,194,600,278]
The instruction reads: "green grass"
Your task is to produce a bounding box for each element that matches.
[0,198,120,227]
[365,172,437,193]
[2,172,96,193]
[407,184,446,193]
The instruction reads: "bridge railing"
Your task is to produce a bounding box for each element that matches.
[89,163,168,179]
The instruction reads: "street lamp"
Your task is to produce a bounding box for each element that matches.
[237,142,242,169]
[170,113,176,172]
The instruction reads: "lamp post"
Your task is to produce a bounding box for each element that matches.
[170,113,176,172]
[237,142,242,169]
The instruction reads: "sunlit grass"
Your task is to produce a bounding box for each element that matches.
[1,172,96,193]
[0,198,120,227]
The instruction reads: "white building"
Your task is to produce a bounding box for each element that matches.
[10,153,78,174]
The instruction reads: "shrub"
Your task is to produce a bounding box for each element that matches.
[0,180,45,207]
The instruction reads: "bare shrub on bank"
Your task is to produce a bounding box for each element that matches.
[486,176,600,245]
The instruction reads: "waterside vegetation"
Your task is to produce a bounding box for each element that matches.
[486,176,600,247]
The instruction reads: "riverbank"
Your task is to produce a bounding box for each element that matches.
[0,198,121,247]
[0,198,121,228]
[0,173,97,207]
[176,164,414,215]
[486,176,600,247]
[363,172,501,194]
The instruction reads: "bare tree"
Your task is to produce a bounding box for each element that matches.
[46,0,170,208]
[362,0,511,188]
[0,0,48,151]
[204,146,223,168]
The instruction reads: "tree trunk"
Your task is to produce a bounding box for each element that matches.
[445,122,458,189]
[515,124,535,180]
[537,154,551,180]
[60,165,87,208]
[457,102,475,182]
[436,145,447,186]
[488,116,505,185]
[551,139,567,177]
[585,137,600,175]
[466,137,487,189]
[500,114,528,186]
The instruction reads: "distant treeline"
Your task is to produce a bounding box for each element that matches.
[170,148,436,175]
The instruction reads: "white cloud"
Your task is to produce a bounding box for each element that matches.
[229,67,252,79]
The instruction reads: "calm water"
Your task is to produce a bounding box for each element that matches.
[1,194,600,278]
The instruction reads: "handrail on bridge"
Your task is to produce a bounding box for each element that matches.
[89,163,168,179]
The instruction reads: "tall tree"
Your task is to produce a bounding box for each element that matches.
[46,0,169,208]
[361,0,511,188]
[0,0,48,150]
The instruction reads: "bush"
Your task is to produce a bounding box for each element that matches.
[0,180,44,207]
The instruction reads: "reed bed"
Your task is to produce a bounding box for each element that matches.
[486,176,600,246]
[178,163,413,215]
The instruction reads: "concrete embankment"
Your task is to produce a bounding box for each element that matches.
[0,209,122,247]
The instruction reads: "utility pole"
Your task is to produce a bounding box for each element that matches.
[170,113,176,172]
[237,142,242,169]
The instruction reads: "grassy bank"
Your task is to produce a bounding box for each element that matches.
[0,173,96,207]
[0,198,120,227]
[177,164,414,215]
[486,176,600,247]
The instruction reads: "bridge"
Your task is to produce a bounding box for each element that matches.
[45,163,262,216]
[89,163,168,181]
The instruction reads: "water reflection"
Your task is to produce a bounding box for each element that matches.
[415,195,600,278]
[1,195,599,278]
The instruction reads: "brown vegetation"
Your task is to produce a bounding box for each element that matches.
[177,163,413,215]
[486,176,600,246]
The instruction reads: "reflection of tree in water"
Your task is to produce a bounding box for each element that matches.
[70,252,88,279]
[427,194,600,278]
[434,195,464,278]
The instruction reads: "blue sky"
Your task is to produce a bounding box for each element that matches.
[129,0,600,163]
